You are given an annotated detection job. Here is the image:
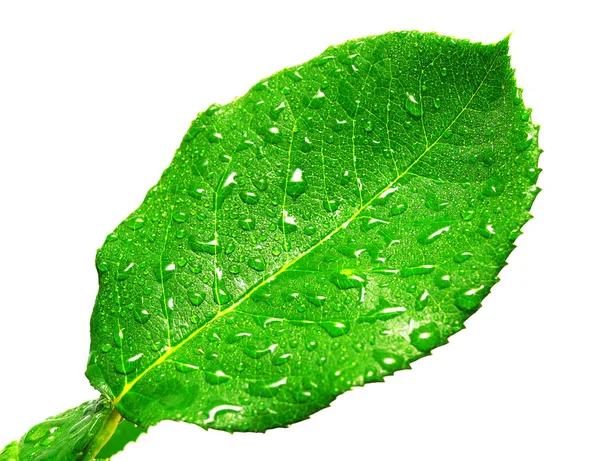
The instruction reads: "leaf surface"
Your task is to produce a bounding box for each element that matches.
[86,31,541,432]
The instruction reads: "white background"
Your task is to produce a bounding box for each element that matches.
[1,1,598,459]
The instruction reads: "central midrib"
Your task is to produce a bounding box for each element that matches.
[111,49,500,405]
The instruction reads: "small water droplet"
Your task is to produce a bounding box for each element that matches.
[434,97,441,109]
[101,344,112,353]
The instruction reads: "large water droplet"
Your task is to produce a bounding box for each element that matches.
[133,308,150,324]
[189,236,221,255]
[238,216,256,231]
[246,376,287,397]
[188,290,206,306]
[400,264,435,277]
[418,224,450,245]
[373,349,406,373]
[455,285,487,310]
[125,216,145,230]
[213,269,231,305]
[239,190,259,205]
[285,168,307,199]
[174,362,199,373]
[359,301,406,323]
[247,256,266,272]
[319,321,350,338]
[409,323,443,352]
[205,369,232,385]
[405,93,422,117]
[114,353,143,375]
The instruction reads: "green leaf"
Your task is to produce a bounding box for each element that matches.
[0,441,19,461]
[85,30,540,435]
[95,421,146,460]
[1,398,120,461]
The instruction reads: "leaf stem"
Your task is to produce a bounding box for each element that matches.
[81,406,121,461]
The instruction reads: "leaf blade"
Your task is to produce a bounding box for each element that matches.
[87,31,541,432]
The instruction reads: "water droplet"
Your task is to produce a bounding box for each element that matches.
[239,190,259,205]
[308,90,326,109]
[97,261,109,272]
[358,299,406,323]
[319,321,349,338]
[340,169,350,185]
[454,251,473,263]
[373,349,406,373]
[189,236,221,255]
[434,97,441,109]
[478,219,496,239]
[173,211,188,223]
[174,362,199,373]
[434,274,452,288]
[246,376,287,397]
[205,369,232,385]
[101,344,112,353]
[125,216,145,230]
[285,168,307,199]
[441,67,447,77]
[271,352,292,366]
[213,269,231,305]
[247,256,266,272]
[303,224,316,235]
[279,210,298,233]
[414,290,429,311]
[482,177,506,197]
[134,308,150,324]
[323,198,340,212]
[409,323,443,352]
[188,290,206,306]
[113,327,123,348]
[455,285,487,310]
[391,203,407,216]
[417,224,450,244]
[202,404,242,425]
[405,93,422,117]
[364,120,373,132]
[332,269,367,290]
[114,353,143,375]
[238,216,256,231]
[400,265,435,277]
